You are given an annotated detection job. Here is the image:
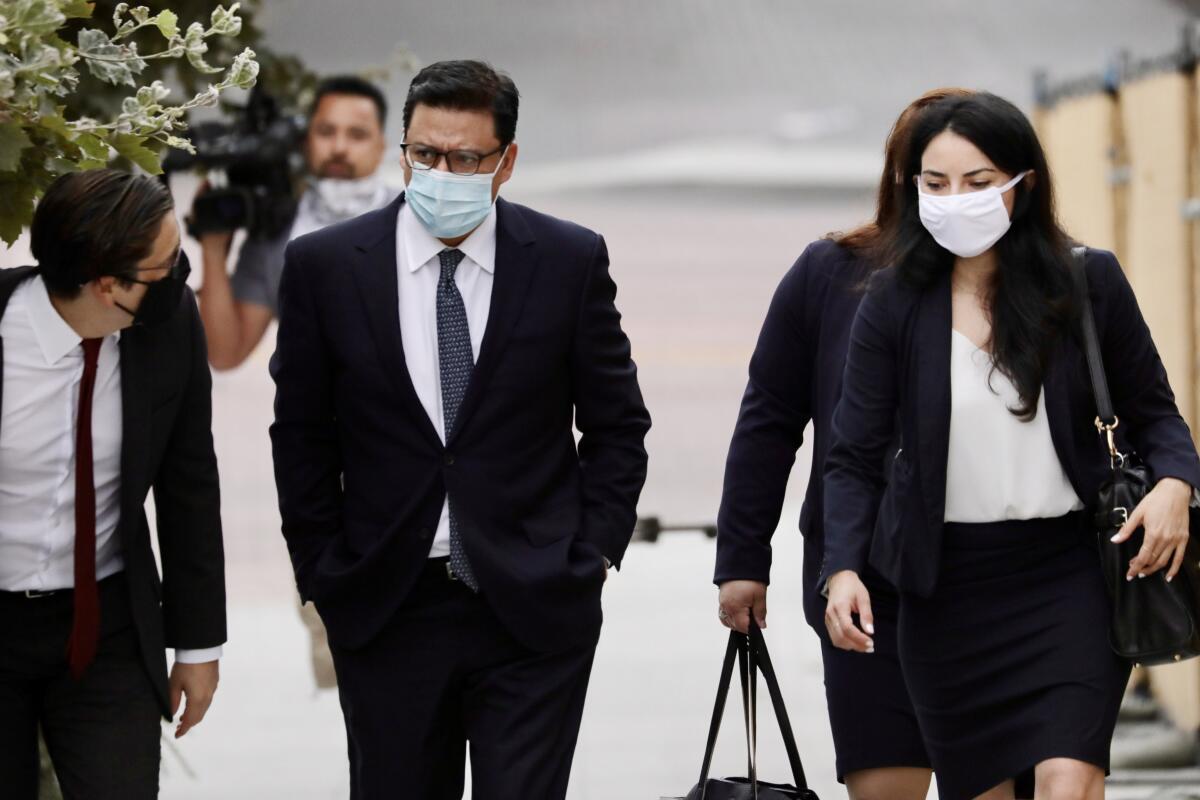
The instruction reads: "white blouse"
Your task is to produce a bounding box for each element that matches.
[943,330,1083,523]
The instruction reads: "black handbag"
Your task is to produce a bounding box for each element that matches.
[1070,246,1200,666]
[666,624,819,800]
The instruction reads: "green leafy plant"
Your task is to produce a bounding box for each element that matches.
[0,0,260,244]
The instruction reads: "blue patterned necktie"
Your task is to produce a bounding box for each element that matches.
[437,248,479,590]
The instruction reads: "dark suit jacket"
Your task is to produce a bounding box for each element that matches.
[270,195,650,653]
[822,247,1200,596]
[0,264,225,717]
[714,239,878,626]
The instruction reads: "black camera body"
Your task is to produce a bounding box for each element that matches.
[165,90,306,239]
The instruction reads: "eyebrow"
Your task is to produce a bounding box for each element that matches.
[921,167,997,178]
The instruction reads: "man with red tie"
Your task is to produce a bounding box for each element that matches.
[0,169,226,799]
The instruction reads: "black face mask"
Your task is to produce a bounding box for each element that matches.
[114,251,191,327]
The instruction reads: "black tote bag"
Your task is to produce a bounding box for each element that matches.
[664,624,819,800]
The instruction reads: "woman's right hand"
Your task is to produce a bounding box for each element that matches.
[825,570,875,653]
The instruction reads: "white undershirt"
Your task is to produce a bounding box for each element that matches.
[0,276,219,663]
[943,330,1083,523]
[395,203,496,558]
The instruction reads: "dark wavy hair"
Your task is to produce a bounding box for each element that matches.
[881,92,1075,420]
[834,86,973,260]
[31,169,174,300]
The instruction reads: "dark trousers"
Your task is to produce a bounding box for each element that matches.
[0,573,161,800]
[328,558,597,800]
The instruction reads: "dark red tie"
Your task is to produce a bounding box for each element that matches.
[66,337,103,680]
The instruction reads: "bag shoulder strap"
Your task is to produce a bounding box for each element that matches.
[1069,246,1116,425]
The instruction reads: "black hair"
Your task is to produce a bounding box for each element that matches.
[310,75,388,128]
[31,169,174,300]
[881,92,1076,420]
[403,60,519,146]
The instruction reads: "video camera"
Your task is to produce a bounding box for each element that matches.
[164,88,306,239]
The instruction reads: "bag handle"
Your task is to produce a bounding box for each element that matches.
[695,624,810,796]
[1069,246,1123,463]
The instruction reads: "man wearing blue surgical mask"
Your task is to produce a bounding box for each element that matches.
[270,59,651,799]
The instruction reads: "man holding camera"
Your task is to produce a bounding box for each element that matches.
[0,169,225,799]
[196,76,398,370]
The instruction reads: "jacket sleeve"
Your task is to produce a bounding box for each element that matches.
[821,277,899,580]
[569,234,651,568]
[714,245,822,585]
[1094,250,1200,489]
[269,240,344,600]
[153,289,227,650]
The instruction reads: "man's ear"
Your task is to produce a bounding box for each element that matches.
[90,276,118,308]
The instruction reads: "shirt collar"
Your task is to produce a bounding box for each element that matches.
[27,276,85,366]
[400,202,498,275]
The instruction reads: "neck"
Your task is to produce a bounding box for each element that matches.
[952,250,997,294]
[48,293,125,340]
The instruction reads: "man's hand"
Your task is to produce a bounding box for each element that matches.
[169,660,219,739]
[718,580,767,633]
[199,230,235,260]
[825,570,875,653]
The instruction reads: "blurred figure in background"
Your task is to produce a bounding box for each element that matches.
[0,169,225,799]
[714,89,970,800]
[270,59,650,799]
[195,74,398,692]
[196,75,398,371]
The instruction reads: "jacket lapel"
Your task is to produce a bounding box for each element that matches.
[118,330,152,534]
[915,270,953,526]
[447,198,538,443]
[349,195,443,448]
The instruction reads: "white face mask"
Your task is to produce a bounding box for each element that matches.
[917,171,1028,258]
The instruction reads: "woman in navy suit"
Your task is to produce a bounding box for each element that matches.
[823,92,1200,800]
[714,89,972,799]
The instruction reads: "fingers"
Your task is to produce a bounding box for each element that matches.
[825,595,874,653]
[1167,541,1188,582]
[752,592,767,630]
[858,587,876,638]
[175,687,214,739]
[1111,504,1145,545]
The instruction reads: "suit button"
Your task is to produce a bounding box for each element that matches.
[443,453,455,466]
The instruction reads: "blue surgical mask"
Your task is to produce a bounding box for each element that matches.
[405,150,507,239]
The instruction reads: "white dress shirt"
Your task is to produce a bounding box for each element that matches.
[0,276,219,663]
[943,330,1084,523]
[395,203,496,558]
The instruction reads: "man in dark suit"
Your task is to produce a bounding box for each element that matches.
[0,169,226,799]
[270,60,650,799]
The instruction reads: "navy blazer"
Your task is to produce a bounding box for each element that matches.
[269,195,650,653]
[822,248,1200,596]
[714,239,875,625]
[0,265,225,717]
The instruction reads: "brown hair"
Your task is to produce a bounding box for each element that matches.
[31,168,174,299]
[833,87,974,260]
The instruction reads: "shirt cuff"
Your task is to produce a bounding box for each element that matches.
[175,646,223,664]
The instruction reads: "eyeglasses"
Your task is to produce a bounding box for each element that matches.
[126,249,187,285]
[400,143,506,176]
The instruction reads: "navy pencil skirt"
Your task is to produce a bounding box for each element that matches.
[815,569,932,782]
[898,512,1131,800]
